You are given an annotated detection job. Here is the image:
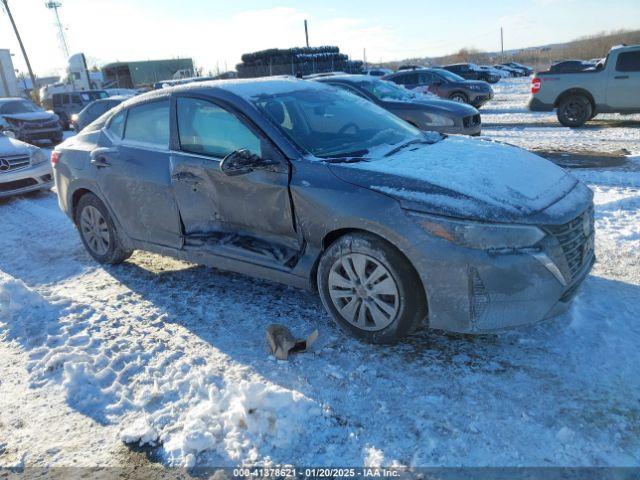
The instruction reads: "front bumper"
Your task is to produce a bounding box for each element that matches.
[407,231,594,333]
[527,96,555,112]
[15,126,63,143]
[0,161,53,198]
[470,92,494,107]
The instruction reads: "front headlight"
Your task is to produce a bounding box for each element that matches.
[29,147,48,165]
[408,211,546,250]
[422,112,455,127]
[468,84,481,91]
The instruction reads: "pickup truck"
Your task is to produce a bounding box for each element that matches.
[528,44,640,127]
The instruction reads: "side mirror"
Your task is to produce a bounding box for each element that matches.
[220,149,272,176]
[2,130,16,139]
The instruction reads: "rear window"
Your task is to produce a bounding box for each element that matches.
[123,100,170,147]
[616,51,640,72]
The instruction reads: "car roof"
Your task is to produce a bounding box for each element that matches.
[315,74,373,83]
[0,97,30,104]
[118,77,332,110]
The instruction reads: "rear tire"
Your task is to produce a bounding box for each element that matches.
[317,233,426,344]
[557,95,592,127]
[76,193,132,264]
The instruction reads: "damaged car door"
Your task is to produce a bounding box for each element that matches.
[170,95,299,267]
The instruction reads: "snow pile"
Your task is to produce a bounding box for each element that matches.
[125,378,322,466]
[0,271,56,347]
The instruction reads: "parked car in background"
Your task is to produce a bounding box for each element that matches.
[364,68,394,77]
[493,65,520,77]
[383,68,494,108]
[53,78,595,343]
[443,63,500,83]
[0,131,52,197]
[71,96,129,132]
[315,74,481,135]
[501,62,533,76]
[549,60,595,73]
[481,65,510,79]
[397,64,425,71]
[105,88,137,97]
[528,44,640,126]
[42,90,109,130]
[0,98,63,145]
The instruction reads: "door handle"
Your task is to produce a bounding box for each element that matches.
[90,157,111,168]
[614,75,629,79]
[90,147,117,168]
[171,171,204,185]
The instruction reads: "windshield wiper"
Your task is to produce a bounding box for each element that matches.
[320,149,370,164]
[384,139,430,157]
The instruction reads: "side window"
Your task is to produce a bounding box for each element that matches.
[107,110,126,139]
[71,94,82,105]
[395,73,417,86]
[123,100,170,147]
[616,51,640,72]
[52,94,61,107]
[177,97,261,158]
[417,72,434,84]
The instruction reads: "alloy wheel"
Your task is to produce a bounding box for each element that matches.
[328,253,400,331]
[80,205,110,256]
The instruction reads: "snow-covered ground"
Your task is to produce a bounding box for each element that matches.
[1,78,639,469]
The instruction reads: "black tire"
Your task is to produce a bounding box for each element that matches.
[75,193,132,264]
[317,233,427,344]
[449,92,469,104]
[557,95,592,127]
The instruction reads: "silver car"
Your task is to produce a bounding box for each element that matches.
[0,132,52,198]
[53,79,594,343]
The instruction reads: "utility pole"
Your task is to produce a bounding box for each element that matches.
[1,0,38,101]
[45,1,70,59]
[363,48,367,69]
[500,27,504,62]
[304,19,309,48]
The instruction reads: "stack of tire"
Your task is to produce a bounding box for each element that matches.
[236,46,363,78]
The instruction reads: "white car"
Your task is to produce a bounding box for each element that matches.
[0,132,52,198]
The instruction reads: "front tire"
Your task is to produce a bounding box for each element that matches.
[449,92,468,104]
[557,95,592,127]
[317,233,426,344]
[76,193,132,264]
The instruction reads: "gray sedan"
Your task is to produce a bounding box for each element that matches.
[315,74,481,135]
[0,132,52,198]
[53,79,594,343]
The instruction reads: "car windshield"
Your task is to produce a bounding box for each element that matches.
[0,100,42,114]
[252,87,429,158]
[356,79,421,102]
[432,69,465,82]
[81,91,109,101]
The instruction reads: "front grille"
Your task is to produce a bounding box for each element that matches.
[0,177,37,192]
[545,206,594,281]
[463,114,481,128]
[0,154,31,173]
[21,119,59,130]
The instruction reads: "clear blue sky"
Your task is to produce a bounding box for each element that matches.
[1,0,639,76]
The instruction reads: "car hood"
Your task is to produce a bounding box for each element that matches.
[383,97,478,116]
[2,111,55,122]
[0,135,32,156]
[327,136,585,223]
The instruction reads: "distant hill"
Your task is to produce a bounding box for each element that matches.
[379,29,640,70]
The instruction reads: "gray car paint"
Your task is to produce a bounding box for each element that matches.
[53,78,594,334]
[383,68,494,108]
[314,75,481,135]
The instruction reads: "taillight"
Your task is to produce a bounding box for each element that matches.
[531,77,541,94]
[51,150,60,167]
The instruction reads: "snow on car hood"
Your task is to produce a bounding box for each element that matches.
[0,134,32,156]
[328,136,580,222]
